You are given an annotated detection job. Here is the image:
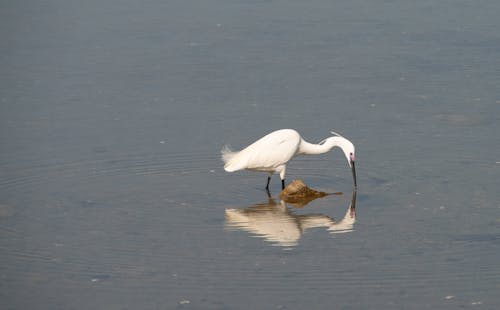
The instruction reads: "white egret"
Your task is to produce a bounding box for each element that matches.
[221,129,356,190]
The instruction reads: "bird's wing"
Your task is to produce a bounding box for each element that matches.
[245,132,300,170]
[223,129,301,172]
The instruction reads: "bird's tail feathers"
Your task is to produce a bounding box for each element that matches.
[221,145,247,172]
[221,145,236,167]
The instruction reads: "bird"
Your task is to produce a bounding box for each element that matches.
[221,129,356,191]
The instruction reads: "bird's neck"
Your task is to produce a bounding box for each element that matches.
[298,137,342,155]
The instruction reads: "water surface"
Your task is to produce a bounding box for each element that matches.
[1,0,499,309]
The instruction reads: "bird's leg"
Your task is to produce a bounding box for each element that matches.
[279,166,286,190]
[265,176,271,191]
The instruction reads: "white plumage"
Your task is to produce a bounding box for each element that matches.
[221,129,357,190]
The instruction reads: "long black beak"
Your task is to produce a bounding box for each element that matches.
[351,161,357,188]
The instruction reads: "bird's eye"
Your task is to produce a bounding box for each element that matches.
[349,152,353,155]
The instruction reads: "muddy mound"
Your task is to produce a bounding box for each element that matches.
[279,179,329,207]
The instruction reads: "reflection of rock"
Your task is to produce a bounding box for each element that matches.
[279,179,331,208]
[225,191,357,247]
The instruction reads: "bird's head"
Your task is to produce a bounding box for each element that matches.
[329,131,357,188]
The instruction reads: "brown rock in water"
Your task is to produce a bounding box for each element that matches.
[279,179,328,207]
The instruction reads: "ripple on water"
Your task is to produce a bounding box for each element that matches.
[0,150,224,283]
[0,151,220,193]
[2,147,497,307]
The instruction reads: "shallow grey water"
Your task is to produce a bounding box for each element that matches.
[1,0,499,309]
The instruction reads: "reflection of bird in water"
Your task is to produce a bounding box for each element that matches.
[225,191,356,247]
